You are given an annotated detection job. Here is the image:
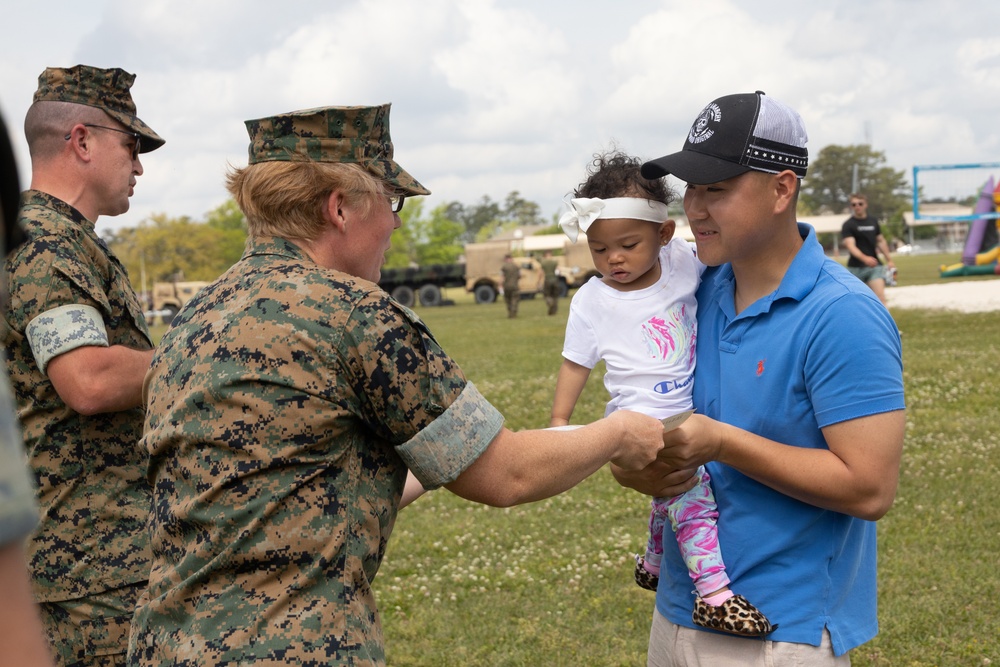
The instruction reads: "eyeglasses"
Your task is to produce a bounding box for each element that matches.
[388,195,406,213]
[64,124,141,160]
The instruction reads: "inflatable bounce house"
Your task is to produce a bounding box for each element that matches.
[940,176,1000,277]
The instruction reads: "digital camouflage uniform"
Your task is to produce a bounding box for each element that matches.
[3,190,153,665]
[129,236,503,666]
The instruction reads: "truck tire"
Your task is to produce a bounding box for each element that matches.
[473,284,497,304]
[161,305,179,326]
[418,284,442,307]
[558,279,569,298]
[391,285,416,307]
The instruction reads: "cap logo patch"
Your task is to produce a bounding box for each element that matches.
[688,103,722,145]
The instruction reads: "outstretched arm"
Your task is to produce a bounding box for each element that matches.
[549,359,591,427]
[445,409,664,507]
[653,411,905,520]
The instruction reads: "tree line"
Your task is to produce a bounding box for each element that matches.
[107,144,919,285]
[107,190,556,286]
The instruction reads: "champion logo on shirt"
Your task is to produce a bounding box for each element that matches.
[756,359,765,376]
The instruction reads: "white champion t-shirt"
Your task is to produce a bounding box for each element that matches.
[561,238,705,419]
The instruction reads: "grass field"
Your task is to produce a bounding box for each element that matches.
[145,253,999,665]
[371,253,1000,666]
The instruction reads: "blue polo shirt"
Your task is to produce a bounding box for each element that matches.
[655,224,904,656]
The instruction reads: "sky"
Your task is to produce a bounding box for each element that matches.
[3,0,1000,234]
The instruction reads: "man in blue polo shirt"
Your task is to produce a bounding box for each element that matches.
[614,91,905,666]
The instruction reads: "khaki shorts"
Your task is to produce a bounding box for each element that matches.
[847,265,887,284]
[647,606,851,667]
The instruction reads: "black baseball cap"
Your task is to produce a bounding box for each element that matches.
[642,91,808,185]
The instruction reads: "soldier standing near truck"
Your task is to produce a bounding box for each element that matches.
[540,249,560,315]
[501,253,520,318]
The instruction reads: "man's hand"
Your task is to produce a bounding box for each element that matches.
[610,459,699,498]
[655,413,725,470]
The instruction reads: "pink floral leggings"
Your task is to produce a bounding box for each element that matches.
[643,465,731,597]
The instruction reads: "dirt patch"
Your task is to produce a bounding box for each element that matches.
[886,279,1000,313]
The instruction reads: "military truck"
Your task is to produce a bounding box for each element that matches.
[379,263,466,307]
[461,241,546,305]
[377,234,601,307]
[149,280,210,325]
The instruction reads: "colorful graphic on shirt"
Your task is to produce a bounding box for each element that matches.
[641,303,695,366]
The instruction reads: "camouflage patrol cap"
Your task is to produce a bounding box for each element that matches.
[244,104,430,196]
[33,64,165,152]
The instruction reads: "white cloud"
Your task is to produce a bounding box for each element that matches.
[433,1,576,139]
[957,37,1000,90]
[4,0,1000,233]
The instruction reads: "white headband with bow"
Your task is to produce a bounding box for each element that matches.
[558,197,670,243]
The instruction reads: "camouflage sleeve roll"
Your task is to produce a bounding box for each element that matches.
[396,382,503,489]
[25,304,109,373]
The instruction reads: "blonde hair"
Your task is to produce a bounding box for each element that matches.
[226,160,388,240]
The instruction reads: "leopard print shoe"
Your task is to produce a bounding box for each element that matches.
[692,594,777,637]
[633,555,659,591]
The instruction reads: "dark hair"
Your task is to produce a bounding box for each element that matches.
[574,150,675,205]
[0,109,26,254]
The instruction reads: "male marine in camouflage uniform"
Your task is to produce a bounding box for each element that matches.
[128,105,665,666]
[3,65,164,666]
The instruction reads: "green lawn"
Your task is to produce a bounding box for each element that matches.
[374,257,1000,667]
